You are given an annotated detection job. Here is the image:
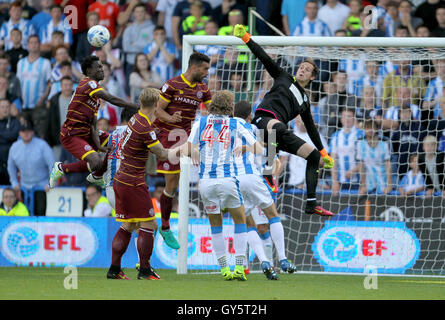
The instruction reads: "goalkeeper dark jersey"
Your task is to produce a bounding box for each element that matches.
[246,38,324,151]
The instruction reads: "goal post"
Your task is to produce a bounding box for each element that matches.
[177,35,445,276]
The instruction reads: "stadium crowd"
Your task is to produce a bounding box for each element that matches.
[1,0,445,216]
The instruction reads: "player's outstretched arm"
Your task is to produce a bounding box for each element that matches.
[232,24,282,79]
[150,142,169,161]
[93,89,139,109]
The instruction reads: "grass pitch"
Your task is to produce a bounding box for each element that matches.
[0,267,444,300]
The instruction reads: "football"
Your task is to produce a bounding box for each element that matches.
[87,25,110,48]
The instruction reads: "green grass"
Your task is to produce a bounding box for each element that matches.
[0,267,444,300]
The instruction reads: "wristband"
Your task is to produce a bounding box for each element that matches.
[242,32,251,43]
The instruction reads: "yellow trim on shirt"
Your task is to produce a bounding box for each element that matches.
[89,88,104,97]
[138,110,152,125]
[81,150,96,160]
[147,140,160,148]
[181,73,196,88]
[160,95,170,103]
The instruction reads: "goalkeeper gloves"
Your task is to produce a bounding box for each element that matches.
[320,149,334,169]
[233,24,251,43]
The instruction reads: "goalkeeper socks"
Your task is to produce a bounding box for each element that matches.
[211,226,226,267]
[61,161,89,173]
[234,223,247,265]
[137,228,154,269]
[247,227,268,263]
[111,226,132,267]
[305,149,320,208]
[160,190,175,231]
[269,217,286,261]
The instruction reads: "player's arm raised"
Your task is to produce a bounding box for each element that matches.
[232,24,282,79]
[93,89,139,110]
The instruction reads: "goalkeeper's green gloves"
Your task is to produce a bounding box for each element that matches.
[320,149,334,169]
[233,24,251,43]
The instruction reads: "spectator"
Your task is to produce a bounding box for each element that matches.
[182,0,210,35]
[7,121,54,215]
[144,25,177,83]
[418,135,445,197]
[217,8,244,36]
[414,0,445,32]
[390,104,424,176]
[0,2,35,51]
[281,0,308,36]
[338,57,367,97]
[99,61,125,127]
[393,0,424,37]
[5,28,28,74]
[96,114,110,132]
[40,29,64,61]
[218,46,247,84]
[122,3,155,89]
[0,99,20,185]
[229,72,247,103]
[16,35,51,118]
[394,24,410,37]
[363,61,384,102]
[351,10,387,37]
[330,107,364,195]
[432,5,445,36]
[292,0,332,37]
[48,60,76,99]
[382,59,426,109]
[129,53,162,103]
[51,45,83,82]
[342,0,362,34]
[356,86,383,129]
[253,71,273,113]
[398,154,425,196]
[0,53,22,104]
[383,1,399,37]
[84,184,114,217]
[206,72,222,93]
[39,4,73,52]
[383,87,420,133]
[47,75,73,160]
[93,42,125,89]
[74,10,97,63]
[0,76,21,111]
[317,0,350,37]
[324,71,359,140]
[357,119,393,195]
[416,24,431,37]
[30,0,52,37]
[156,0,181,41]
[194,20,224,75]
[211,0,246,31]
[171,0,212,50]
[0,187,29,216]
[318,80,337,141]
[423,59,445,120]
[88,0,120,39]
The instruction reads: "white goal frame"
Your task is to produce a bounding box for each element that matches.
[176,35,445,276]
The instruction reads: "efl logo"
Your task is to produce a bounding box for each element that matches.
[1,221,98,266]
[312,221,420,274]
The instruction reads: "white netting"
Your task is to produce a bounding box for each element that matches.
[180,37,445,276]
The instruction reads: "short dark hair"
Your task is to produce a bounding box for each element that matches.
[81,55,100,75]
[154,25,166,32]
[86,184,102,193]
[59,60,72,68]
[50,4,62,11]
[155,181,166,189]
[233,100,252,120]
[60,75,73,82]
[133,3,146,11]
[188,52,210,67]
[120,108,137,123]
[300,58,319,78]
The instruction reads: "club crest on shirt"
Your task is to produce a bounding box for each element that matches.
[88,81,97,89]
[150,131,156,140]
[84,145,93,151]
[197,91,203,99]
[162,84,168,92]
[163,162,170,170]
[304,94,308,102]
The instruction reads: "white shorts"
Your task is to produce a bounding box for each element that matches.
[199,177,243,214]
[106,186,115,209]
[250,206,269,225]
[238,174,274,216]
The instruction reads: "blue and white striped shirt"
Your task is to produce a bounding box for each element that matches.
[0,18,35,50]
[329,126,364,183]
[423,76,443,118]
[143,41,177,83]
[356,138,391,193]
[233,117,262,177]
[188,115,257,180]
[399,170,424,193]
[338,58,367,97]
[292,17,332,37]
[16,56,52,109]
[39,18,73,45]
[105,125,127,187]
[384,104,420,121]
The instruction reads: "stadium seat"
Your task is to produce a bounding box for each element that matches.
[45,188,84,217]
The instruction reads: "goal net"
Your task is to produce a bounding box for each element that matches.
[176,35,445,276]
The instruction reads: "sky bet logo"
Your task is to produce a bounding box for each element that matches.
[312,221,420,274]
[1,221,98,266]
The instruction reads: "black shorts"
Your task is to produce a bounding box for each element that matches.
[252,111,307,155]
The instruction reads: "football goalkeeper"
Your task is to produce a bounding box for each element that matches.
[233,24,334,216]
